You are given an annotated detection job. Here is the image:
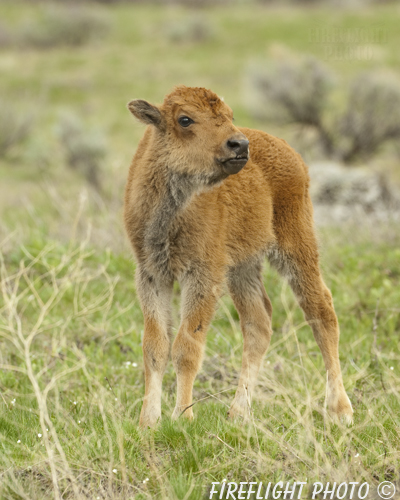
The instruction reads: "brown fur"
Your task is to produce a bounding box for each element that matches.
[124,85,353,428]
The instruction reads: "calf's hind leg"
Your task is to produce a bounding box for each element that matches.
[269,204,353,423]
[227,258,273,419]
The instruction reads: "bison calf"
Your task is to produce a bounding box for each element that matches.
[124,85,353,428]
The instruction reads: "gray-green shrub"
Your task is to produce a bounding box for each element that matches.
[340,73,400,162]
[248,56,400,162]
[19,5,109,49]
[56,113,107,190]
[0,100,33,157]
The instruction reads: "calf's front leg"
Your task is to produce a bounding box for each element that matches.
[136,267,173,428]
[171,271,221,421]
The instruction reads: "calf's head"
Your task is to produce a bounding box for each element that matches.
[128,86,249,182]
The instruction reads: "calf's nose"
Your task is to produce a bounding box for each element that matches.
[226,138,249,157]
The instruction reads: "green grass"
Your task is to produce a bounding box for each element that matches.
[0,1,400,498]
[1,230,400,498]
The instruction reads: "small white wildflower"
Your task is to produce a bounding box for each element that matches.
[132,362,138,367]
[73,401,77,405]
[112,469,117,474]
[355,453,359,457]
[145,478,149,482]
[17,440,21,444]
[38,433,42,438]
[78,420,81,424]
[222,479,227,482]
[390,366,394,370]
[115,398,118,401]
[46,428,48,431]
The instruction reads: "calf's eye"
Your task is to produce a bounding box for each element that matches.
[178,116,194,128]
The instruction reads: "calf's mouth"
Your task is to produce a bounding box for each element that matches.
[219,155,249,175]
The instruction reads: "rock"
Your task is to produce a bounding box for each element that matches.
[308,162,400,225]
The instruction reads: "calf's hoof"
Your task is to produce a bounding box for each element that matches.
[328,390,354,426]
[139,405,161,429]
[172,406,194,421]
[227,399,251,421]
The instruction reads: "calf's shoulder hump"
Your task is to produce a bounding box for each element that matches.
[239,126,310,194]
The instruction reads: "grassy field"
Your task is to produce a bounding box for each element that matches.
[1,1,400,499]
[1,225,400,499]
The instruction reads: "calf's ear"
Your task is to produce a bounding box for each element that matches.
[128,100,164,129]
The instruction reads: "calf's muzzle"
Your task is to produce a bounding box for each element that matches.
[227,138,250,157]
[220,135,250,175]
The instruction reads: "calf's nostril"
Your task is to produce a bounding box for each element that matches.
[227,139,240,151]
[227,139,249,156]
